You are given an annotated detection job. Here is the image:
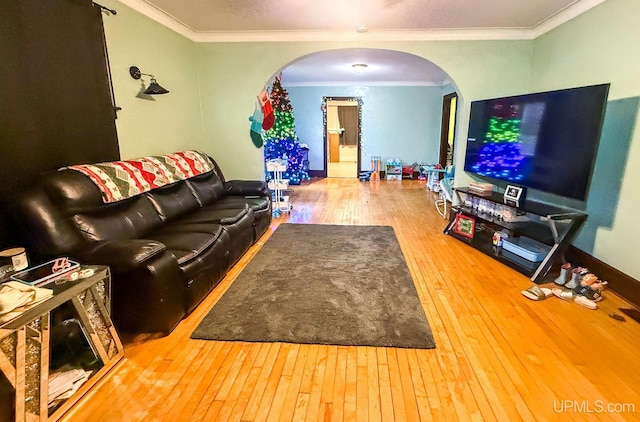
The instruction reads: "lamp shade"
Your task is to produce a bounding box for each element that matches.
[144,78,169,95]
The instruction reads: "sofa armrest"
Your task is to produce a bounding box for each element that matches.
[224,180,271,197]
[79,239,166,274]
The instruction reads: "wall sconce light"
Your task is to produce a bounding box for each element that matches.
[352,63,368,74]
[129,66,169,95]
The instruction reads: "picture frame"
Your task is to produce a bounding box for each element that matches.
[452,214,476,239]
[503,184,526,207]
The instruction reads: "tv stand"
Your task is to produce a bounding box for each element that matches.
[445,187,587,283]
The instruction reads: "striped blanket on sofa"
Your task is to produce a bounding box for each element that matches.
[65,150,214,203]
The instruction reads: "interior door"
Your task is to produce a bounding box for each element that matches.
[323,97,362,178]
[439,93,458,167]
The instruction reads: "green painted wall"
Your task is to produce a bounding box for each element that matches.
[530,0,640,279]
[103,2,532,180]
[101,0,204,159]
[102,0,639,279]
[196,41,533,180]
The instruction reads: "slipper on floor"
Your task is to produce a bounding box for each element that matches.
[575,295,598,310]
[521,285,552,301]
[553,288,598,309]
[552,288,575,301]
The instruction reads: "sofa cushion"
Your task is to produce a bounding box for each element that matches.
[151,224,225,265]
[178,205,251,225]
[43,169,105,213]
[164,205,255,267]
[213,196,270,213]
[210,197,271,242]
[144,182,200,222]
[148,224,231,309]
[223,180,271,197]
[71,196,163,242]
[185,169,225,206]
[80,239,166,274]
[170,205,255,266]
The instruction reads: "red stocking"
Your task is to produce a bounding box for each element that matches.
[258,89,274,130]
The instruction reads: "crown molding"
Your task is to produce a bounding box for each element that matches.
[189,28,535,43]
[117,0,195,39]
[283,81,447,87]
[117,0,607,43]
[530,0,607,38]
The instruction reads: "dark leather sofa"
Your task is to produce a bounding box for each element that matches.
[18,156,271,335]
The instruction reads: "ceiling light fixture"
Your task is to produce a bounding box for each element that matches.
[352,63,368,74]
[356,25,368,33]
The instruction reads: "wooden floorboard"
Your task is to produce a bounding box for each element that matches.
[64,178,640,421]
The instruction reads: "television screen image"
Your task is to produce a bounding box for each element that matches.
[464,83,610,201]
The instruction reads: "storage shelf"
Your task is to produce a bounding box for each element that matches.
[447,228,537,278]
[268,180,289,190]
[454,187,579,217]
[454,206,556,245]
[266,159,291,214]
[386,163,402,181]
[446,187,587,283]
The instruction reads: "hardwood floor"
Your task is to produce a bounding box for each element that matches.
[65,178,640,421]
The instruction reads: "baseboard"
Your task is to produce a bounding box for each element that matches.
[308,170,325,178]
[567,245,640,309]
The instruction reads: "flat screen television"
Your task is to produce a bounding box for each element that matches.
[463,83,610,201]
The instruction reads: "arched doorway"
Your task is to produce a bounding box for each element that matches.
[267,48,461,179]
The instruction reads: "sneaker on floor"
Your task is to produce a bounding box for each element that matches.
[573,285,603,302]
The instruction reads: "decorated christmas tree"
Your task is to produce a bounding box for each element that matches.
[263,76,310,185]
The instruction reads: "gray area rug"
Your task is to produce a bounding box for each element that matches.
[191,223,435,349]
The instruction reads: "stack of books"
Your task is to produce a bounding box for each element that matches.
[469,182,494,195]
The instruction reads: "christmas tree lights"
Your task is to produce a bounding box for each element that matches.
[263,77,310,185]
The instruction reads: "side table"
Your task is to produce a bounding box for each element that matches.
[0,265,124,421]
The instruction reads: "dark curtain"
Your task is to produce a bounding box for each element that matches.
[337,106,358,146]
[0,0,119,250]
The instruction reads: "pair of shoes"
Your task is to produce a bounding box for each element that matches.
[521,285,553,301]
[591,280,608,291]
[566,266,589,289]
[573,285,604,302]
[572,277,608,301]
[554,262,573,286]
[551,287,598,310]
[554,263,590,289]
[580,273,608,291]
